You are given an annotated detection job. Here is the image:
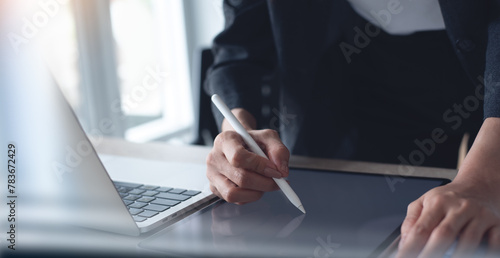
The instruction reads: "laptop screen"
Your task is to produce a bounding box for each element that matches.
[139,167,449,257]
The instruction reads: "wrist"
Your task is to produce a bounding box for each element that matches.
[454,117,500,194]
[221,108,257,132]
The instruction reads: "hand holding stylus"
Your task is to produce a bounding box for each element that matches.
[206,95,305,213]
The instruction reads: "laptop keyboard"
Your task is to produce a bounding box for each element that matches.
[113,181,201,223]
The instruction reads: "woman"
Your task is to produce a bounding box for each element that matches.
[205,1,500,256]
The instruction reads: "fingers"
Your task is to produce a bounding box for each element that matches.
[208,150,279,193]
[219,165,279,194]
[486,226,500,257]
[397,198,447,258]
[418,207,474,257]
[208,171,264,203]
[398,182,500,258]
[251,129,290,177]
[219,131,282,178]
[206,129,291,204]
[401,200,423,240]
[453,217,493,257]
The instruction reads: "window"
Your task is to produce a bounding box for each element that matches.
[110,0,193,142]
[23,0,223,144]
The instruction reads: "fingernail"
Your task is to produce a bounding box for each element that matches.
[264,167,282,178]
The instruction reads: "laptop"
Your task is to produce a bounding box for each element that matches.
[1,52,217,236]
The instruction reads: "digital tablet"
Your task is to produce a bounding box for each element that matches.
[139,167,450,257]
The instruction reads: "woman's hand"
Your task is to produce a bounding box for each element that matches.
[206,108,290,204]
[397,181,500,257]
[398,117,500,257]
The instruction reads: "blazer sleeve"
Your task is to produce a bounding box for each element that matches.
[484,0,500,118]
[204,0,276,130]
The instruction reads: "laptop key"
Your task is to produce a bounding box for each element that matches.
[137,197,155,203]
[123,187,136,192]
[151,198,180,207]
[138,210,159,218]
[182,190,201,196]
[168,188,186,194]
[156,187,173,192]
[128,208,143,215]
[156,192,191,201]
[124,195,141,201]
[129,202,148,209]
[142,190,159,196]
[140,185,159,190]
[123,200,134,206]
[116,187,127,192]
[144,204,169,212]
[128,189,146,195]
[114,181,143,188]
[119,192,129,198]
[133,216,147,222]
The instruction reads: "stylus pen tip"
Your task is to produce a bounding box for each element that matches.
[298,205,306,214]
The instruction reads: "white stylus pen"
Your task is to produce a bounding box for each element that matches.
[211,94,306,214]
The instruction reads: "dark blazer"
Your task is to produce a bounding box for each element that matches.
[205,0,500,160]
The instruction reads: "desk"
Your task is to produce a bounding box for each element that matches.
[96,138,457,180]
[8,138,457,257]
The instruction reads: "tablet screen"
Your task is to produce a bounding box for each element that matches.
[139,168,449,257]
